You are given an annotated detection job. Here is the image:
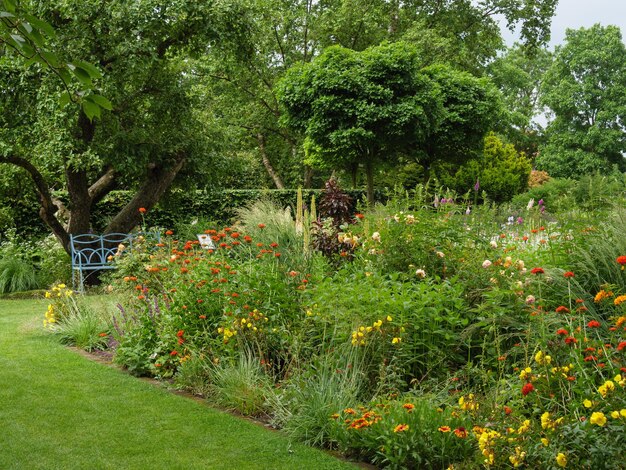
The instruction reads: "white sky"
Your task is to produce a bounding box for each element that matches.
[502,0,626,48]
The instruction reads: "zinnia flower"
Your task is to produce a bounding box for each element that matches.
[587,320,601,328]
[138,207,147,214]
[521,382,534,396]
[531,267,544,275]
[563,271,574,278]
[617,255,626,268]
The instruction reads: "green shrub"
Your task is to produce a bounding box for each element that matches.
[207,352,271,417]
[0,257,39,293]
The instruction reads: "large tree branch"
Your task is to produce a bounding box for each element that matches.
[88,166,116,204]
[104,154,186,234]
[0,155,70,250]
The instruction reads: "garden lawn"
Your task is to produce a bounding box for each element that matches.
[0,299,354,470]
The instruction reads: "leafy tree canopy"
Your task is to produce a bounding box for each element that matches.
[277,41,503,202]
[538,24,626,178]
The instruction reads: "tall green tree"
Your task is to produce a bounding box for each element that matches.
[0,0,251,252]
[277,42,502,203]
[538,24,626,178]
[488,43,552,157]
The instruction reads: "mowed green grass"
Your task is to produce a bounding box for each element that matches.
[0,299,355,470]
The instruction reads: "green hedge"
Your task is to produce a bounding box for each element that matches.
[6,188,378,237]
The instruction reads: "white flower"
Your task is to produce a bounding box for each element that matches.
[368,248,377,255]
[415,269,426,278]
[482,260,492,268]
[527,198,535,210]
[465,207,471,215]
[525,295,536,304]
[405,214,415,224]
[372,232,381,242]
[490,240,498,248]
[393,214,400,222]
[436,251,444,258]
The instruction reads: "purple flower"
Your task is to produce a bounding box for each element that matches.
[517,217,524,224]
[538,199,544,206]
[474,179,480,191]
[441,198,447,204]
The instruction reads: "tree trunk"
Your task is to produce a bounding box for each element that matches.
[350,162,359,189]
[303,165,314,189]
[104,154,186,234]
[365,160,375,206]
[257,133,285,189]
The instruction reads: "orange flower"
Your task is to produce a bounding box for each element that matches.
[394,424,409,433]
[402,403,415,412]
[564,271,575,278]
[438,426,451,432]
[617,255,626,267]
[139,207,147,214]
[258,223,266,229]
[454,427,468,438]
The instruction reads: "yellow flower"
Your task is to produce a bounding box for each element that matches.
[386,315,393,322]
[391,337,401,344]
[598,380,615,398]
[519,367,532,380]
[541,438,549,446]
[556,452,567,467]
[583,399,593,408]
[535,350,551,365]
[45,291,51,298]
[620,409,626,418]
[590,412,607,427]
[611,411,620,419]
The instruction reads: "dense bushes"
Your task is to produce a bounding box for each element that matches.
[41,182,626,468]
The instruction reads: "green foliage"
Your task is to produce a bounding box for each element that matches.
[436,133,532,202]
[207,352,271,417]
[54,306,109,352]
[538,24,626,178]
[0,257,38,293]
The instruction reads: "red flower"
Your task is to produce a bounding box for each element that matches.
[165,230,173,236]
[587,320,601,328]
[139,207,147,214]
[504,406,513,415]
[270,242,279,248]
[258,224,266,229]
[565,336,577,345]
[170,350,178,356]
[564,271,575,278]
[617,255,626,266]
[454,427,468,438]
[531,267,544,275]
[355,213,364,219]
[555,306,570,313]
[556,328,568,336]
[521,383,534,396]
[176,330,184,337]
[617,341,626,352]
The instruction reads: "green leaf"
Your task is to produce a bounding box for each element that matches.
[71,66,93,87]
[59,92,71,108]
[23,14,56,38]
[89,94,113,111]
[73,60,102,79]
[58,68,72,86]
[40,50,59,68]
[82,100,101,121]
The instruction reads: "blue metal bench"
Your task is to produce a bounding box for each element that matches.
[70,233,133,291]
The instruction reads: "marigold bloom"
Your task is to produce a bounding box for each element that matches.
[556,328,568,336]
[531,267,544,275]
[617,255,626,267]
[563,271,575,278]
[587,320,601,328]
[138,207,147,214]
[555,306,569,313]
[614,295,626,306]
[594,290,614,302]
[394,424,409,433]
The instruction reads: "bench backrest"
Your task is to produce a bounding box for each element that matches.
[70,233,133,271]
